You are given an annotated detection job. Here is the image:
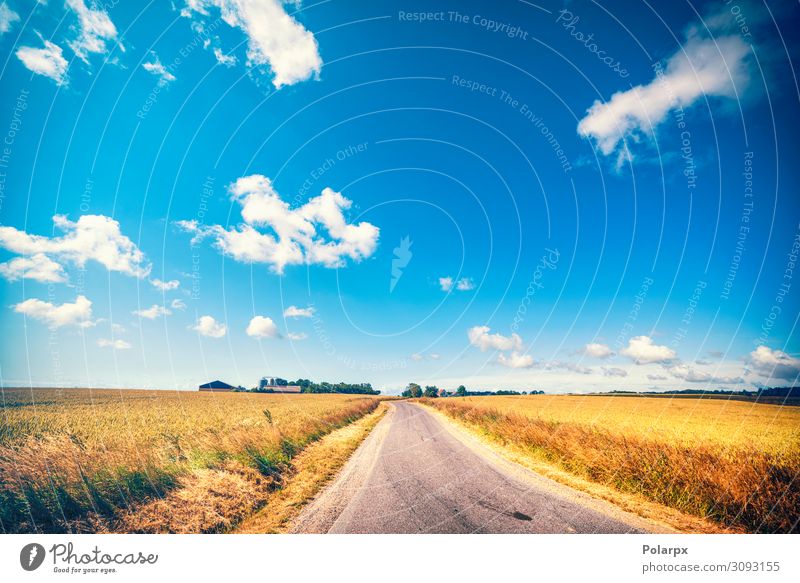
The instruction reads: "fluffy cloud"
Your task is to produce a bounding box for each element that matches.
[133,304,171,319]
[667,364,744,384]
[749,346,800,381]
[66,0,118,63]
[14,295,94,328]
[467,326,523,352]
[0,2,20,35]
[0,253,68,283]
[497,351,535,369]
[287,332,307,341]
[456,277,475,291]
[192,315,227,338]
[143,54,176,83]
[0,214,150,278]
[583,342,612,359]
[171,298,187,310]
[183,0,322,88]
[178,176,379,274]
[213,47,236,67]
[16,40,69,85]
[647,373,668,381]
[246,315,279,338]
[284,305,314,318]
[577,24,752,159]
[440,276,474,292]
[150,278,180,291]
[620,335,676,364]
[601,366,628,378]
[97,338,131,349]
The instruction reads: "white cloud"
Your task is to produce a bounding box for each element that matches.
[429,353,441,360]
[647,373,668,381]
[0,2,20,35]
[16,40,69,85]
[150,278,180,291]
[577,26,752,159]
[213,47,237,67]
[468,326,523,352]
[246,315,279,338]
[184,0,322,88]
[497,351,535,369]
[0,214,150,278]
[66,0,118,63]
[133,304,171,319]
[178,176,379,274]
[620,335,676,364]
[143,54,176,83]
[410,353,423,362]
[14,295,94,328]
[601,366,628,378]
[192,315,227,338]
[666,364,744,384]
[440,276,474,292]
[171,298,187,310]
[97,338,131,349]
[284,305,314,318]
[456,277,475,291]
[749,346,800,381]
[287,331,307,340]
[0,253,67,283]
[583,342,612,359]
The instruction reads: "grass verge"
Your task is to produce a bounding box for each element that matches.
[420,398,799,533]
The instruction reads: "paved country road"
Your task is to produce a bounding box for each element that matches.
[292,402,670,534]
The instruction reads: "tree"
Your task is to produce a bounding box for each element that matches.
[402,383,422,398]
[423,385,439,398]
[455,385,467,397]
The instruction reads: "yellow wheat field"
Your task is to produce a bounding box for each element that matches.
[0,388,380,533]
[423,395,800,533]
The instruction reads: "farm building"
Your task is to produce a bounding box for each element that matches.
[199,380,236,392]
[258,376,302,393]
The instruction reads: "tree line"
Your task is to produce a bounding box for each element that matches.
[251,378,380,395]
[400,383,544,398]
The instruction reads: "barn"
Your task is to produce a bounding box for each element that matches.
[199,380,236,392]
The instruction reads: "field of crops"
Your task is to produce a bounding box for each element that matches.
[0,388,380,533]
[422,395,800,533]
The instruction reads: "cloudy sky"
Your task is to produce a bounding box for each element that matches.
[0,0,798,393]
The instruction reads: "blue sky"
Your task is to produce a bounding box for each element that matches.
[0,0,798,393]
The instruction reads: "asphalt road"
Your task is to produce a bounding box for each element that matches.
[293,402,664,534]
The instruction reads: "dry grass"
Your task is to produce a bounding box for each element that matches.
[236,404,387,533]
[0,388,380,533]
[421,396,800,533]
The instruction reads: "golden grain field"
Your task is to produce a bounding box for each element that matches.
[0,388,380,533]
[422,395,800,533]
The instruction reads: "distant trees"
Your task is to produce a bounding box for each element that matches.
[401,383,422,398]
[288,379,380,395]
[400,382,544,398]
[423,385,439,398]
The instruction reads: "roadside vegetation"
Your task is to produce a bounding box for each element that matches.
[0,388,380,533]
[420,395,800,533]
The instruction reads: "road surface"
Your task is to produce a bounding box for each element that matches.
[292,402,667,534]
